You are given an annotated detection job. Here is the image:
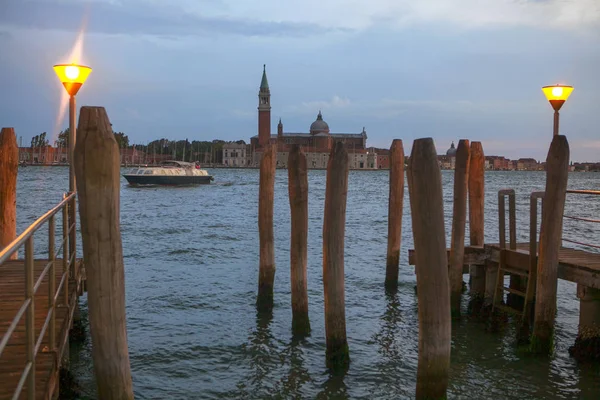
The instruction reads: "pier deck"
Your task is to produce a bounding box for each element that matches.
[0,259,84,400]
[409,243,600,288]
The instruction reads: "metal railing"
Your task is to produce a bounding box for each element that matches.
[563,190,600,250]
[0,192,77,400]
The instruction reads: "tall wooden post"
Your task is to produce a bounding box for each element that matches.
[288,145,310,335]
[257,143,277,312]
[531,135,569,354]
[74,107,134,399]
[0,128,18,260]
[449,139,470,318]
[323,141,350,370]
[408,138,451,399]
[385,139,405,291]
[468,142,485,310]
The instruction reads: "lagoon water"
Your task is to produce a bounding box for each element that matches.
[16,166,600,399]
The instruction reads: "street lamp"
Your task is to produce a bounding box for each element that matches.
[53,63,92,192]
[542,84,573,136]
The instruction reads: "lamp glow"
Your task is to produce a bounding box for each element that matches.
[542,84,573,111]
[53,63,92,96]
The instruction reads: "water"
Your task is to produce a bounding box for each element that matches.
[15,166,600,399]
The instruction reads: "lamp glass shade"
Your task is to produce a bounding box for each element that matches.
[542,85,573,102]
[53,64,92,96]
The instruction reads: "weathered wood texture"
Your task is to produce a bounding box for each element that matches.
[74,106,134,399]
[532,135,569,353]
[0,259,83,400]
[288,145,310,335]
[468,142,485,300]
[449,139,470,317]
[408,138,451,399]
[485,243,600,289]
[323,141,350,369]
[257,143,277,311]
[0,128,18,260]
[385,139,405,290]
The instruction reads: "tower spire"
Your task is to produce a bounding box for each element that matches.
[260,64,269,90]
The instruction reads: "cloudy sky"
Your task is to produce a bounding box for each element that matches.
[0,0,598,161]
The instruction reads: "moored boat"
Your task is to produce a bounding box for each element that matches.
[123,160,214,186]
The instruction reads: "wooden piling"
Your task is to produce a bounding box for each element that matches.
[408,138,451,399]
[323,141,350,370]
[74,107,134,399]
[288,145,310,335]
[468,142,485,309]
[0,128,18,260]
[449,139,470,318]
[385,139,405,291]
[257,143,277,312]
[569,285,600,361]
[531,135,569,354]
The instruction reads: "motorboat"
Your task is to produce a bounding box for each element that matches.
[123,160,214,186]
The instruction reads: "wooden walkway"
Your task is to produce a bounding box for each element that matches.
[409,243,600,288]
[0,259,84,400]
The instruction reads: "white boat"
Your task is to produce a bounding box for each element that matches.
[123,160,214,186]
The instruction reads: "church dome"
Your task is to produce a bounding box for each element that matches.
[310,111,330,135]
[446,141,457,156]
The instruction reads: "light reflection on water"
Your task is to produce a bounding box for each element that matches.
[16,166,600,399]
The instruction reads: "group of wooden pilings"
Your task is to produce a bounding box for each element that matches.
[255,133,592,398]
[1,109,135,399]
[258,141,350,367]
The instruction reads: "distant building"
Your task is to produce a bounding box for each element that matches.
[222,142,251,167]
[19,146,67,164]
[517,158,538,171]
[249,65,385,169]
[438,142,457,170]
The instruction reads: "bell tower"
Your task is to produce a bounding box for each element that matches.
[258,64,271,147]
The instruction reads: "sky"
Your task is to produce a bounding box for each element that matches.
[0,0,599,161]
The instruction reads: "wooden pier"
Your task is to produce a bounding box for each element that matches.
[408,244,600,288]
[0,259,84,400]
[0,190,85,400]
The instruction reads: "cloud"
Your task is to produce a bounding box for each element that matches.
[198,0,600,31]
[297,95,351,112]
[0,0,345,38]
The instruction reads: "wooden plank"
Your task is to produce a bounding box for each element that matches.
[0,259,84,400]
[408,245,487,268]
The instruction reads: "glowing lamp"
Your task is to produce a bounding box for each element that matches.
[53,63,92,96]
[542,84,573,111]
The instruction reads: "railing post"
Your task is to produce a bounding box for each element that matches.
[69,194,76,278]
[49,216,56,352]
[25,237,36,400]
[62,195,69,306]
[507,191,524,308]
[498,192,506,249]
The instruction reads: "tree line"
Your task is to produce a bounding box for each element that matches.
[29,129,247,164]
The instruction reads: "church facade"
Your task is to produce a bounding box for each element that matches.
[250,66,381,169]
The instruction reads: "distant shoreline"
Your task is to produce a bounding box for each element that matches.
[19,164,599,172]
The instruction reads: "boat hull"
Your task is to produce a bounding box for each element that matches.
[123,174,213,186]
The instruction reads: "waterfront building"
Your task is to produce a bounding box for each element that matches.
[517,158,538,171]
[19,146,67,164]
[249,66,387,169]
[437,142,457,170]
[222,142,252,167]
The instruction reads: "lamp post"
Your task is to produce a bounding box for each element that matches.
[53,63,92,192]
[542,84,574,136]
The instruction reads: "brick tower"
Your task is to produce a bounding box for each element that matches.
[258,64,271,147]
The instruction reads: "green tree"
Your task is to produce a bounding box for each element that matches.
[113,132,129,149]
[55,129,69,148]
